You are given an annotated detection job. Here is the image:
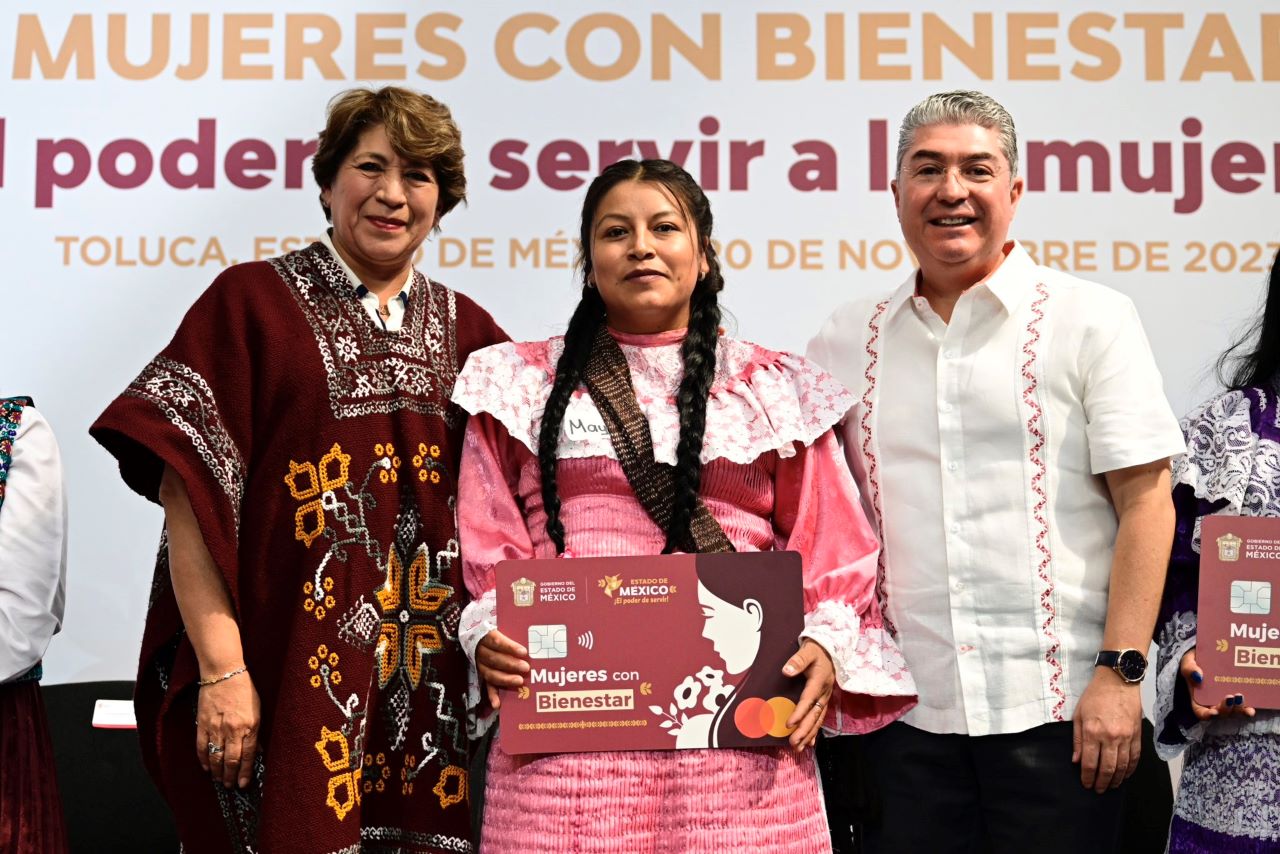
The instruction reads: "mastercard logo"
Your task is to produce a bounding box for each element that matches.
[733,696,798,739]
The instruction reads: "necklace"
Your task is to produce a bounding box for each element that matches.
[378,303,391,320]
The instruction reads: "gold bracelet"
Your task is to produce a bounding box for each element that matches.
[196,665,248,687]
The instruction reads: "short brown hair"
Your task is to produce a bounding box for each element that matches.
[312,86,466,226]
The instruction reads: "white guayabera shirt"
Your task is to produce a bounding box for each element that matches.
[809,241,1185,736]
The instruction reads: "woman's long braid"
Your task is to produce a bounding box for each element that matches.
[538,287,605,553]
[542,157,727,554]
[666,253,724,553]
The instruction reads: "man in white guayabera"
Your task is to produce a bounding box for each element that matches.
[808,90,1186,854]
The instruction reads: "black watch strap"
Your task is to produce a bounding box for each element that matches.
[1094,651,1121,668]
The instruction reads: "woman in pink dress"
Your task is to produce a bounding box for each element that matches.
[451,159,916,852]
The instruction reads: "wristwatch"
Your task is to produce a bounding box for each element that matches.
[1094,649,1147,683]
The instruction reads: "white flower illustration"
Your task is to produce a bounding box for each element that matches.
[673,676,701,710]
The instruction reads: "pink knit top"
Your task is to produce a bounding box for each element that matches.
[453,329,916,853]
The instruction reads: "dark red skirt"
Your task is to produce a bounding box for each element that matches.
[0,680,69,854]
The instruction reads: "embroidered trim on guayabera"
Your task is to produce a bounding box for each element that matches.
[861,298,895,635]
[271,243,461,424]
[124,356,245,528]
[1020,282,1067,721]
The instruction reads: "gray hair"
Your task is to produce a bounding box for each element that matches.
[896,90,1018,178]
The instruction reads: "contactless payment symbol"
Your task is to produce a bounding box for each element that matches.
[1218,533,1243,562]
[1230,580,1272,615]
[528,624,568,659]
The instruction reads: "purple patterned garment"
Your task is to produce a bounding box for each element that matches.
[1156,387,1280,852]
[1169,734,1280,852]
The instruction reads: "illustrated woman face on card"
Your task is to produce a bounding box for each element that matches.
[697,580,763,675]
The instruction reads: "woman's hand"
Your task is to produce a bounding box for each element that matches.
[782,639,835,753]
[196,671,261,789]
[476,629,530,710]
[1181,647,1257,720]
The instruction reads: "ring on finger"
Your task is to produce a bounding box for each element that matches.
[207,741,224,755]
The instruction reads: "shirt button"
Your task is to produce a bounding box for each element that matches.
[949,523,961,534]
[944,350,957,359]
[953,580,965,592]
[940,402,953,413]
[947,461,958,472]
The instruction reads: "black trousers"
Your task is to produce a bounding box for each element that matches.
[862,721,1127,854]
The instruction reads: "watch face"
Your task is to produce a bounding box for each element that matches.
[1116,649,1147,682]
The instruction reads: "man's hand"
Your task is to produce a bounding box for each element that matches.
[1071,668,1142,793]
[1070,459,1172,794]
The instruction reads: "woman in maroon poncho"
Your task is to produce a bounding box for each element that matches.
[92,87,505,853]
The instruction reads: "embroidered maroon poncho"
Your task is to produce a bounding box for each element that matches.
[92,242,505,853]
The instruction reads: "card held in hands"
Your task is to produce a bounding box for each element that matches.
[1196,515,1280,710]
[494,551,805,754]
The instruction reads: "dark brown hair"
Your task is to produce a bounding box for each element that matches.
[1218,246,1280,392]
[538,159,726,554]
[311,86,465,226]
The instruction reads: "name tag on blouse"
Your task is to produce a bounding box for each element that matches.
[561,397,609,442]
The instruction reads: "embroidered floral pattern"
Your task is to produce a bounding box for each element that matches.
[285,444,351,551]
[374,541,452,690]
[451,336,854,465]
[374,442,402,484]
[270,243,461,424]
[302,575,337,622]
[0,398,26,509]
[288,439,470,828]
[1174,389,1256,510]
[431,764,468,809]
[412,442,446,485]
[124,356,246,527]
[315,726,361,820]
[1176,733,1280,842]
[308,643,344,689]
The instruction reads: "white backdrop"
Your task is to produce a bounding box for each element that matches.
[1,1,1276,683]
